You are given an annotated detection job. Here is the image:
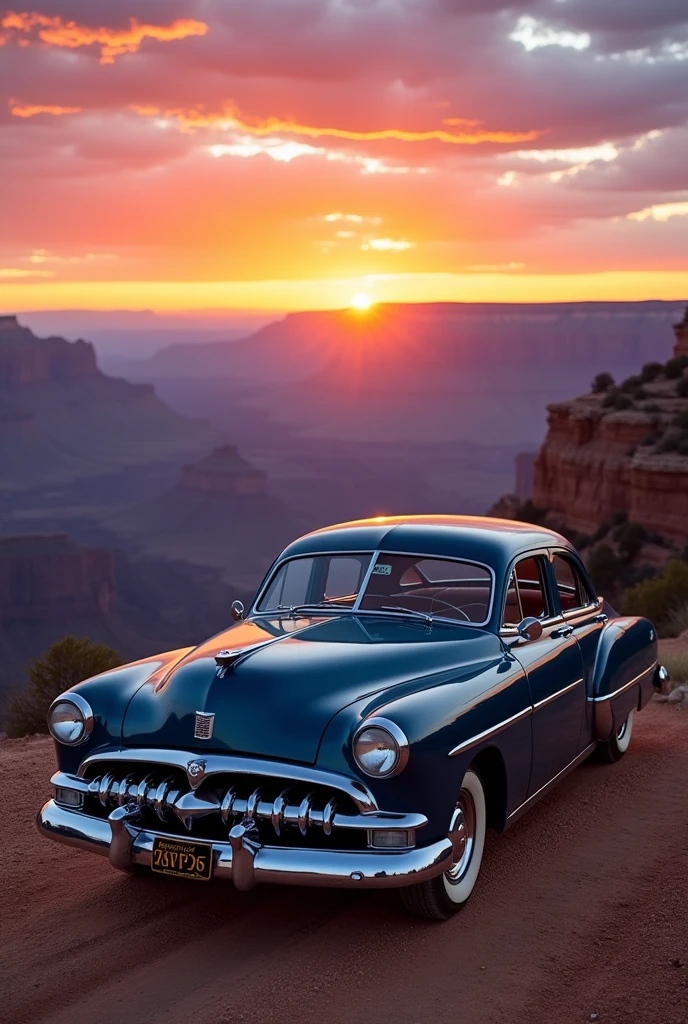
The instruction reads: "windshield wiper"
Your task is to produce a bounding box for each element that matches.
[259,602,354,617]
[380,605,433,622]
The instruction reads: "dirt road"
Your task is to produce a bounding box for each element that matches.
[2,702,686,1024]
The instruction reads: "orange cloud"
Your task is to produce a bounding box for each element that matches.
[10,100,81,118]
[135,103,541,146]
[0,10,208,64]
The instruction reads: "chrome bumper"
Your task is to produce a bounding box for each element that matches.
[37,799,454,890]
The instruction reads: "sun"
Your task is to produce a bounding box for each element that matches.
[350,292,374,311]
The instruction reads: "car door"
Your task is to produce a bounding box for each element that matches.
[549,550,606,752]
[503,553,586,797]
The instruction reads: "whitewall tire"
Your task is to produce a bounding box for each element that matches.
[399,767,487,921]
[597,709,634,763]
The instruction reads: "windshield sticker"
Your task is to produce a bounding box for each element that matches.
[372,564,392,575]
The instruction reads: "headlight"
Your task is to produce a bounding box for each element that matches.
[353,718,409,778]
[47,694,93,746]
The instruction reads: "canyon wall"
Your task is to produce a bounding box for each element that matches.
[0,316,98,385]
[0,535,116,623]
[533,310,688,544]
[181,445,267,495]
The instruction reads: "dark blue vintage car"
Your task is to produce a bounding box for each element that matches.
[37,516,665,919]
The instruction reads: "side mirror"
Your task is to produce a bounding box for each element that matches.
[517,616,543,643]
[231,600,245,622]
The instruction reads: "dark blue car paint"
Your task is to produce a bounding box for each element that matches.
[51,516,659,848]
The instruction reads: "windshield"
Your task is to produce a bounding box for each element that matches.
[256,552,492,624]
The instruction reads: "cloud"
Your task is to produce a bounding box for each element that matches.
[9,100,82,118]
[361,238,415,251]
[134,102,541,146]
[627,201,688,221]
[0,10,208,64]
[509,16,591,52]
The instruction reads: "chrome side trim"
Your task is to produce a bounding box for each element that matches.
[589,663,656,703]
[77,749,379,813]
[36,800,454,890]
[533,677,583,711]
[506,741,597,825]
[448,706,532,757]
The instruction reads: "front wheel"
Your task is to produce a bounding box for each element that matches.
[399,767,486,921]
[597,709,634,763]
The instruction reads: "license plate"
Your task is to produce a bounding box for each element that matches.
[151,836,213,881]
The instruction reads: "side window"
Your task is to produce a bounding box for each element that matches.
[552,553,592,612]
[503,556,549,627]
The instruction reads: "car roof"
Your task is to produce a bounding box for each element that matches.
[279,515,574,570]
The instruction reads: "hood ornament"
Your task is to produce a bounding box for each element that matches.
[215,649,244,678]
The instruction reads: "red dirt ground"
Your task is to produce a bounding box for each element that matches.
[1,701,686,1024]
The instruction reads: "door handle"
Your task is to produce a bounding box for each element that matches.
[553,624,574,638]
[594,613,609,624]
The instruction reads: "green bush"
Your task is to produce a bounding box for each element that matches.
[639,362,664,383]
[621,559,688,636]
[615,521,647,561]
[665,602,688,639]
[587,543,623,593]
[665,355,688,380]
[512,500,549,526]
[592,372,615,394]
[5,635,122,738]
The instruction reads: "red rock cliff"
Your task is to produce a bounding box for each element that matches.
[533,313,688,544]
[0,535,116,623]
[0,316,98,385]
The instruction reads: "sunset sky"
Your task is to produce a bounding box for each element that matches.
[0,0,687,312]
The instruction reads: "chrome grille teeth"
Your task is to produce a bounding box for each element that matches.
[88,771,338,838]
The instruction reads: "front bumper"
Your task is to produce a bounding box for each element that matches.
[37,799,454,890]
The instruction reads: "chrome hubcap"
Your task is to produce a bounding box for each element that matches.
[617,718,628,741]
[445,788,476,885]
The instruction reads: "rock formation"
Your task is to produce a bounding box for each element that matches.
[0,534,116,623]
[533,310,688,544]
[0,315,97,384]
[181,445,267,495]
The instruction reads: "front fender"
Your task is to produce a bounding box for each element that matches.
[51,648,192,774]
[316,645,529,845]
[591,617,657,741]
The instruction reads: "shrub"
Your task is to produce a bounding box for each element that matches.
[673,410,688,431]
[591,520,611,543]
[613,394,633,410]
[513,500,548,526]
[662,650,688,688]
[587,543,623,593]
[615,521,647,561]
[5,635,122,738]
[621,559,688,636]
[678,438,688,457]
[639,362,664,383]
[665,602,688,639]
[643,402,662,413]
[640,434,656,446]
[677,376,688,398]
[611,510,628,526]
[658,430,682,453]
[592,372,615,394]
[619,374,641,392]
[665,355,688,380]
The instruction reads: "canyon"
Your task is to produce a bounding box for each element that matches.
[533,309,688,544]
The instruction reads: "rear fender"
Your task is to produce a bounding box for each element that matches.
[591,617,657,741]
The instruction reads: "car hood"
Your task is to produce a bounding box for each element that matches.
[122,614,499,764]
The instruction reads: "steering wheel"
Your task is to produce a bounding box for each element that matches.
[385,592,472,621]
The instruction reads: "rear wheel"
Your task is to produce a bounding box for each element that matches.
[597,709,634,763]
[399,768,486,921]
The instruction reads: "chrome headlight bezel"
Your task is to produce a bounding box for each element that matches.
[352,717,409,778]
[47,693,94,746]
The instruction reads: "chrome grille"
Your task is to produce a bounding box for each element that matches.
[83,765,356,843]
